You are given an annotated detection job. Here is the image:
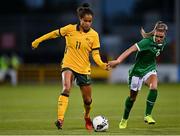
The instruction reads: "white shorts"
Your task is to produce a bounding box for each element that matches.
[130,70,157,91]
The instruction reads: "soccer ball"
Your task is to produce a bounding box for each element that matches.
[92,115,109,132]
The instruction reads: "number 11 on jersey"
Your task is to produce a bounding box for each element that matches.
[76,41,81,49]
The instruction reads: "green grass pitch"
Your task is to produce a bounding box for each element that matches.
[0,83,180,135]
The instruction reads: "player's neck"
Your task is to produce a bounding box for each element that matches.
[79,26,90,33]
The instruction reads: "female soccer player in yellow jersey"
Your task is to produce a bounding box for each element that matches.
[108,21,168,129]
[32,3,110,130]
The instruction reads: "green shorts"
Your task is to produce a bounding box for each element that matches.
[61,68,92,86]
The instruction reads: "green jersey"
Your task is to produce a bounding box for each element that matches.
[129,36,167,77]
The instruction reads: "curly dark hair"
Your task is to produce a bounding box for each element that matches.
[77,3,94,19]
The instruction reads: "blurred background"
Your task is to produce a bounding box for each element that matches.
[0,0,179,85]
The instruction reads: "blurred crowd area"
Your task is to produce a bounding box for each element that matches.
[0,0,176,64]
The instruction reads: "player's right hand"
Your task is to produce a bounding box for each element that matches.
[32,40,39,49]
[108,60,119,68]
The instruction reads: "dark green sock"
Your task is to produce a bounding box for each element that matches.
[145,89,158,116]
[123,96,134,119]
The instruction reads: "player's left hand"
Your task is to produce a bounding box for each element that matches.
[105,63,112,71]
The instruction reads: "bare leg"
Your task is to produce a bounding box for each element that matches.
[56,70,74,129]
[80,85,92,118]
[80,85,93,130]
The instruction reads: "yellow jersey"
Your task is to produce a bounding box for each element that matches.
[60,24,102,74]
[32,24,107,74]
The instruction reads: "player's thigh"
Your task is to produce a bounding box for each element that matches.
[129,76,143,91]
[61,69,74,91]
[145,74,158,90]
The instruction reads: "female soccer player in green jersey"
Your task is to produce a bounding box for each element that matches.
[32,3,110,130]
[108,21,168,129]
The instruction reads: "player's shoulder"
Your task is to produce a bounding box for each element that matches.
[63,24,76,30]
[89,28,99,37]
[142,37,153,42]
[138,37,153,44]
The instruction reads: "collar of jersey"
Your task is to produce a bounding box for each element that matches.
[150,36,165,47]
[76,23,91,33]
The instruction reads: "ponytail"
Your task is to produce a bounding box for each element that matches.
[140,21,168,38]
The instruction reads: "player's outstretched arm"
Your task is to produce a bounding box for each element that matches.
[32,29,60,49]
[92,49,110,70]
[108,44,138,68]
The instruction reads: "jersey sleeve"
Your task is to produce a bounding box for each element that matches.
[92,33,100,50]
[135,38,151,51]
[59,24,72,37]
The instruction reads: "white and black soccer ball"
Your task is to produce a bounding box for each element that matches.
[92,115,109,132]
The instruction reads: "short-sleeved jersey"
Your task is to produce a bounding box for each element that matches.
[129,36,167,77]
[59,24,100,74]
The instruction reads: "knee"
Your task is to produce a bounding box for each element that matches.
[62,84,71,95]
[130,90,138,102]
[84,98,92,105]
[149,83,157,90]
[129,96,136,102]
